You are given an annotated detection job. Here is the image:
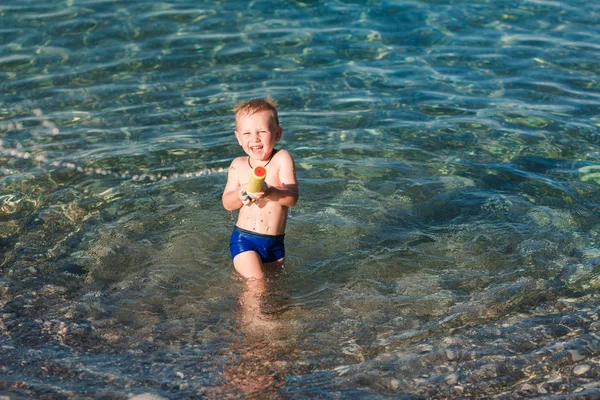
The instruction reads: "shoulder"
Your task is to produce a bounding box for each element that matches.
[229,156,247,168]
[272,149,295,176]
[273,149,294,163]
[227,156,247,176]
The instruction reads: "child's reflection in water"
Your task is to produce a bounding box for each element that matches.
[224,270,291,395]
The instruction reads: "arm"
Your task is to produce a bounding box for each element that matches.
[265,150,299,207]
[222,159,244,211]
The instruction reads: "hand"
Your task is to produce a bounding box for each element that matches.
[239,189,253,206]
[240,189,264,206]
[239,183,270,206]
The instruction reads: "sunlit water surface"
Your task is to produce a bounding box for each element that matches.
[2,0,600,398]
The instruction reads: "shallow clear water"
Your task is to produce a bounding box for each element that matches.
[2,0,600,398]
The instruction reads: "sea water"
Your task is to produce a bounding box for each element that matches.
[1,0,600,398]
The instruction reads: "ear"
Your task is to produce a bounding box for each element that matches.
[274,127,283,142]
[234,130,243,146]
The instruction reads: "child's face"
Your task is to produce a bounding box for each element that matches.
[235,110,282,161]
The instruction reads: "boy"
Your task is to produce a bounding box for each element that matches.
[222,98,299,280]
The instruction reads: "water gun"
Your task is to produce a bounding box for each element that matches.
[244,166,267,199]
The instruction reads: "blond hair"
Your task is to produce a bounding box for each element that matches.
[234,97,279,127]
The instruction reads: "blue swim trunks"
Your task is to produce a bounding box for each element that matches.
[230,226,285,264]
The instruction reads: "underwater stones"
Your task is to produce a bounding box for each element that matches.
[539,375,569,394]
[579,165,600,184]
[518,383,538,395]
[25,213,45,229]
[417,343,434,354]
[39,284,67,296]
[64,234,81,248]
[581,247,600,259]
[546,323,571,339]
[445,373,459,385]
[562,259,600,290]
[341,341,366,361]
[129,394,167,400]
[446,349,458,361]
[569,350,587,362]
[590,321,600,332]
[62,263,86,276]
[473,363,498,379]
[502,114,550,129]
[573,364,591,376]
[527,207,575,232]
[439,175,476,190]
[389,378,401,390]
[0,219,20,239]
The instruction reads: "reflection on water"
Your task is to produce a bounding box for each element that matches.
[224,276,291,395]
[2,0,600,397]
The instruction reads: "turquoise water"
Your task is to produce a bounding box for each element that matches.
[2,0,600,397]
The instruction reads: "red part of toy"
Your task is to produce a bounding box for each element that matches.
[254,166,266,177]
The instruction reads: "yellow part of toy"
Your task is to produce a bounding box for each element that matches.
[246,166,267,193]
